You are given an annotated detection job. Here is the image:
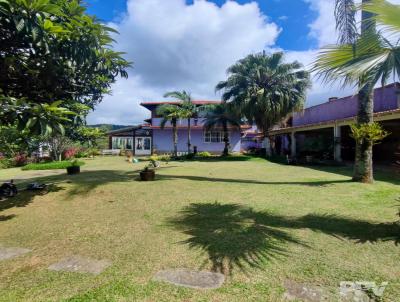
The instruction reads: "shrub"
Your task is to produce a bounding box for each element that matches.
[150,154,171,162]
[22,160,85,171]
[64,147,79,159]
[87,148,100,157]
[0,158,14,169]
[196,151,212,158]
[13,153,28,166]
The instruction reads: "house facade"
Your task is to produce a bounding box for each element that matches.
[108,100,247,155]
[268,82,400,164]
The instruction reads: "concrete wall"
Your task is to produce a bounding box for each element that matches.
[152,128,241,153]
[293,83,399,126]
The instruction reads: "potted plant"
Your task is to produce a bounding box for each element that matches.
[139,165,155,181]
[66,159,81,175]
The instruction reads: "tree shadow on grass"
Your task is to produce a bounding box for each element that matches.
[168,203,307,275]
[157,174,351,186]
[168,203,400,275]
[0,184,64,214]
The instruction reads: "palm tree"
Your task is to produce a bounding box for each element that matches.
[164,91,196,154]
[156,104,185,157]
[314,0,400,183]
[203,103,241,156]
[216,51,310,141]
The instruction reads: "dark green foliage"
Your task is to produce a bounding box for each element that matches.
[21,160,85,170]
[216,52,310,134]
[0,0,131,135]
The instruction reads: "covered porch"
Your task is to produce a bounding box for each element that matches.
[268,109,400,165]
[107,126,153,156]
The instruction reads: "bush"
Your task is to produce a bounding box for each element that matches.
[64,147,79,159]
[150,154,171,162]
[196,151,212,158]
[22,160,85,171]
[0,158,14,169]
[13,153,28,166]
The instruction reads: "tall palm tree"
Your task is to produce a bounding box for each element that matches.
[164,91,196,154]
[156,104,185,157]
[314,0,399,183]
[203,103,241,156]
[216,51,310,140]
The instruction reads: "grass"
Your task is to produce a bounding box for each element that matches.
[21,160,85,171]
[0,157,399,301]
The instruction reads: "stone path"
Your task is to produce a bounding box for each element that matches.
[153,269,225,289]
[0,246,31,261]
[48,255,111,275]
[283,279,329,301]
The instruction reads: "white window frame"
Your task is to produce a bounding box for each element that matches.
[112,136,133,150]
[203,130,227,143]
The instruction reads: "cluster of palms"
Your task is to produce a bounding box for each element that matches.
[314,0,400,183]
[156,91,242,157]
[157,52,310,158]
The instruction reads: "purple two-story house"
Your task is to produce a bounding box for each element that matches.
[107,100,248,155]
[268,82,400,163]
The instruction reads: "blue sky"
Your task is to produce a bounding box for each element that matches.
[86,0,318,51]
[82,0,359,125]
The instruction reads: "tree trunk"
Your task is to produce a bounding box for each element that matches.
[353,84,374,183]
[187,118,191,154]
[172,119,178,157]
[352,0,376,183]
[222,122,229,157]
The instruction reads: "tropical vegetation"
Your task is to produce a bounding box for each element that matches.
[156,104,185,157]
[163,91,196,154]
[313,0,400,183]
[216,51,310,137]
[0,0,130,135]
[203,103,242,156]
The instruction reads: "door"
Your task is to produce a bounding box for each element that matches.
[135,137,151,155]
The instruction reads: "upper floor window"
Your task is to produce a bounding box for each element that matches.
[204,130,225,143]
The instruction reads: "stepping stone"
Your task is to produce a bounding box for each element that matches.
[0,246,31,261]
[283,280,328,301]
[153,269,225,289]
[48,255,111,275]
[339,281,388,302]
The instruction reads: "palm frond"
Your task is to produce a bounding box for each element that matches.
[362,0,400,34]
[335,0,358,44]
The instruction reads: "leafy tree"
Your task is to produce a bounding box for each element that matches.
[216,52,310,138]
[0,0,130,135]
[156,104,185,157]
[0,125,31,157]
[72,126,106,147]
[313,0,400,183]
[164,91,196,154]
[203,103,242,156]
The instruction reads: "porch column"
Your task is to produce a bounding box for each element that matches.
[333,124,342,162]
[290,132,296,157]
[265,137,272,156]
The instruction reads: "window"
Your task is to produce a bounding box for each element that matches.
[204,131,226,143]
[112,137,133,149]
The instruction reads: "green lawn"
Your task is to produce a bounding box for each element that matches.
[0,157,399,301]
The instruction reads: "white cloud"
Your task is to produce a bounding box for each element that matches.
[87,0,280,124]
[88,0,400,124]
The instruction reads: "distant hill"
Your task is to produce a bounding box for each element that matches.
[88,124,133,131]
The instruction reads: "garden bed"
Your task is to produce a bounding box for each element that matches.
[21,160,85,171]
